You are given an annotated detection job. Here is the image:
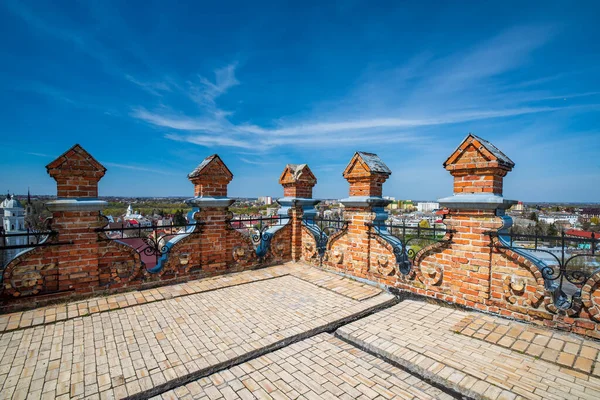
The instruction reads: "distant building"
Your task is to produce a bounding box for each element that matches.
[386,202,399,210]
[581,208,600,222]
[538,213,578,226]
[512,201,524,212]
[258,196,273,205]
[1,193,28,267]
[124,204,152,227]
[417,202,439,213]
[400,200,416,211]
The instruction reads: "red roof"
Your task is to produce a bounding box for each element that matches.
[435,209,449,215]
[565,229,597,239]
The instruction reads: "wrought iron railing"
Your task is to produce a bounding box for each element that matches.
[95,220,204,269]
[489,230,599,311]
[302,217,348,261]
[368,220,452,275]
[0,229,61,250]
[229,215,291,260]
[1,228,70,268]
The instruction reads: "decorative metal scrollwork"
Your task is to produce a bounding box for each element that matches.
[490,230,599,314]
[302,217,348,265]
[368,221,453,276]
[230,215,290,262]
[95,214,204,272]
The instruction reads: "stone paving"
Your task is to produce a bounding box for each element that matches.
[453,313,600,375]
[337,300,600,400]
[5,262,600,400]
[0,262,381,333]
[0,270,394,400]
[157,333,455,400]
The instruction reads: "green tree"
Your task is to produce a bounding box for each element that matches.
[547,223,559,237]
[591,217,600,225]
[418,220,430,229]
[529,212,538,222]
[173,210,187,226]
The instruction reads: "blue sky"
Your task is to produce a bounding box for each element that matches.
[1,1,599,202]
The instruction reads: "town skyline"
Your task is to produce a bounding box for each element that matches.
[1,1,599,201]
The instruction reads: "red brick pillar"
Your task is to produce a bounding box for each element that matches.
[45,144,107,293]
[278,164,319,261]
[186,154,235,270]
[340,152,392,275]
[439,134,516,304]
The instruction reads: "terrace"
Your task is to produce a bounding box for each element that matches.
[1,134,600,399]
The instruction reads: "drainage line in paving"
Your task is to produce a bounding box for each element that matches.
[124,296,399,400]
[334,333,470,400]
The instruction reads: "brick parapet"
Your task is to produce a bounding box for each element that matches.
[4,142,600,341]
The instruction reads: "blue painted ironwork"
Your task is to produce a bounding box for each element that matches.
[489,229,600,311]
[302,216,348,262]
[95,210,204,272]
[367,220,453,275]
[230,215,290,261]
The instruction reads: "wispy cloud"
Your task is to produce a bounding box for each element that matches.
[128,24,598,152]
[239,158,277,166]
[125,75,173,96]
[189,62,239,107]
[103,162,178,175]
[25,152,53,158]
[134,103,588,150]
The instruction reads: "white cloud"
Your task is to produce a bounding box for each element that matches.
[25,152,53,158]
[188,62,239,109]
[103,162,178,175]
[128,25,598,152]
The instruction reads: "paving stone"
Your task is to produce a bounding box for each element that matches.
[0,263,382,335]
[0,268,392,398]
[161,334,453,399]
[337,300,600,400]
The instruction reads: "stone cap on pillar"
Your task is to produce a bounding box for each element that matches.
[443,133,514,195]
[188,154,233,198]
[279,164,317,199]
[342,151,391,197]
[45,144,107,211]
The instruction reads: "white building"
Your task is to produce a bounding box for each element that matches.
[538,213,579,226]
[124,205,152,227]
[417,202,439,213]
[1,194,28,266]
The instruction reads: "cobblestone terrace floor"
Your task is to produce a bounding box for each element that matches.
[3,264,600,400]
[337,300,600,400]
[0,264,396,400]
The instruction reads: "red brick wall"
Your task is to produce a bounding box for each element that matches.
[269,224,292,263]
[347,177,387,197]
[191,181,228,197]
[97,240,144,288]
[316,206,600,340]
[283,184,313,198]
[453,173,504,194]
